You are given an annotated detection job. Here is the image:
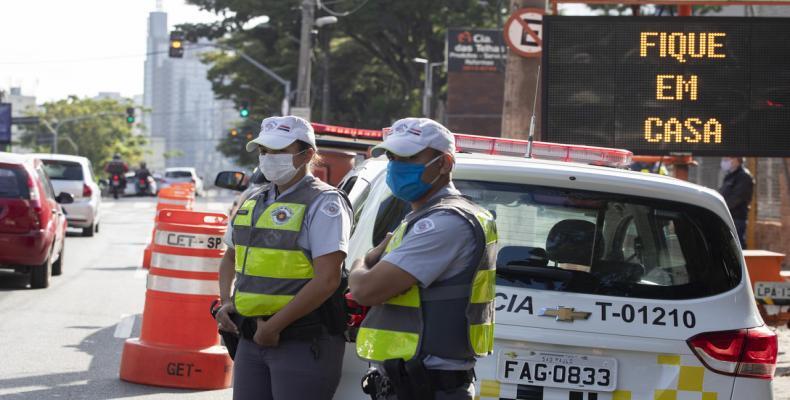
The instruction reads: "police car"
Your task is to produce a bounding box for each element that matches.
[335,134,776,399]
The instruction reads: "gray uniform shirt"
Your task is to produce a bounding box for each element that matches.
[223,174,352,260]
[381,183,478,370]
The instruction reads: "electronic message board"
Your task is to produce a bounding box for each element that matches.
[542,17,790,156]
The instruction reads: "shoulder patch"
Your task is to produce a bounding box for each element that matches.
[412,218,436,234]
[321,200,342,217]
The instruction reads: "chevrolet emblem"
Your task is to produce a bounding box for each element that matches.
[538,306,591,322]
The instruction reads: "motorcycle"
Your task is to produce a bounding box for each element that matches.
[135,176,155,196]
[110,174,125,199]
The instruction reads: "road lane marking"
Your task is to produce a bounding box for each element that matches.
[113,314,136,338]
[134,268,148,280]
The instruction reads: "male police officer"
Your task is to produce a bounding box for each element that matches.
[349,118,497,400]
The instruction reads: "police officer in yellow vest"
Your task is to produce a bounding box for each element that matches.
[214,115,352,400]
[349,118,498,400]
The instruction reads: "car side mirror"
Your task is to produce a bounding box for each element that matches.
[215,171,248,191]
[56,192,74,204]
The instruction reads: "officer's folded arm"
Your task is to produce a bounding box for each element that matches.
[349,258,418,306]
[255,250,345,345]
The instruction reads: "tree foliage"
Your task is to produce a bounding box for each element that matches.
[19,96,147,177]
[178,0,502,167]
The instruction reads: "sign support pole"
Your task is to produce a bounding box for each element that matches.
[502,0,544,140]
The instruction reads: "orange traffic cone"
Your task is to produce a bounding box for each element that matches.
[120,209,232,389]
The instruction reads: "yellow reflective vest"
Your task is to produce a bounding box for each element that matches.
[356,195,498,362]
[231,178,334,317]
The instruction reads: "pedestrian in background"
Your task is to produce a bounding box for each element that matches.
[349,118,498,400]
[718,156,754,249]
[214,116,351,400]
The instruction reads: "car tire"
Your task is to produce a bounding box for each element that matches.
[82,223,95,237]
[30,254,52,289]
[95,223,100,234]
[52,247,64,276]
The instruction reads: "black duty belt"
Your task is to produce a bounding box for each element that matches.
[428,369,475,391]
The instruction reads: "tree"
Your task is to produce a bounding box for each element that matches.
[178,0,502,164]
[19,96,147,177]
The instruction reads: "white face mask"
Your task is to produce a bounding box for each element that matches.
[720,159,733,172]
[259,151,306,185]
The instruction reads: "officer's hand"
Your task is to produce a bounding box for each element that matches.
[253,320,280,347]
[216,302,239,334]
[364,232,393,268]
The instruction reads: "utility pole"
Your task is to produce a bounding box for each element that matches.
[320,29,331,122]
[296,0,315,112]
[501,0,543,140]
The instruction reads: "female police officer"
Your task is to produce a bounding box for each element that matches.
[214,115,352,400]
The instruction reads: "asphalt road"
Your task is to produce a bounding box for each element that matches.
[0,196,234,399]
[1,196,790,399]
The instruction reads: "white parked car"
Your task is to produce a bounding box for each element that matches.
[162,167,204,196]
[334,136,776,400]
[34,154,101,237]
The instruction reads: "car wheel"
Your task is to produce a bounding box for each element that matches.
[52,246,64,276]
[30,254,52,289]
[82,223,95,237]
[95,223,100,234]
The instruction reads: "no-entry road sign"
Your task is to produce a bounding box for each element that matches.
[504,8,545,58]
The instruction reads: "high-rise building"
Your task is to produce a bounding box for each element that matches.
[142,10,238,180]
[4,87,37,152]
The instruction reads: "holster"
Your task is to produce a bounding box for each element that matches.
[381,358,435,400]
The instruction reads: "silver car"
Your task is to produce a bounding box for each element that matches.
[34,154,101,237]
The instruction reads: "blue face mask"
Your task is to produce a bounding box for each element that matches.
[386,155,443,201]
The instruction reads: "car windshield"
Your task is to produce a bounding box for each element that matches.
[165,171,192,178]
[41,160,84,181]
[0,167,28,198]
[351,178,742,301]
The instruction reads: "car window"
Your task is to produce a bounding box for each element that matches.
[36,166,56,199]
[0,167,29,198]
[350,177,742,300]
[41,160,84,181]
[456,180,741,300]
[339,175,358,195]
[166,171,193,178]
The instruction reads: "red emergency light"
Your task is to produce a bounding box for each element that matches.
[453,133,633,168]
[311,123,384,140]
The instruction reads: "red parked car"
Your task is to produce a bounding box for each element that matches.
[0,153,72,288]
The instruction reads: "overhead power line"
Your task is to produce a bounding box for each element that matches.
[316,0,371,17]
[0,50,170,65]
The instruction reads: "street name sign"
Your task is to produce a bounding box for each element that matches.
[542,17,790,156]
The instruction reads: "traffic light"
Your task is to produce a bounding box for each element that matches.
[239,101,250,118]
[230,128,238,137]
[126,107,135,124]
[169,32,184,58]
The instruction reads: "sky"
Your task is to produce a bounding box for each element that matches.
[0,0,223,103]
[0,1,593,104]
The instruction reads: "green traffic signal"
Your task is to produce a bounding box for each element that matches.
[240,100,250,118]
[125,107,135,124]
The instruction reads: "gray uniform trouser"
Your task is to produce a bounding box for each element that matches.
[232,333,345,400]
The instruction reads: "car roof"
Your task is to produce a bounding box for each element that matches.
[165,167,196,172]
[30,153,90,165]
[360,152,730,223]
[0,152,33,165]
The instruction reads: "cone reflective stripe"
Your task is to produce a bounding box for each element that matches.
[157,198,190,206]
[151,252,220,273]
[120,209,232,390]
[147,274,219,296]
